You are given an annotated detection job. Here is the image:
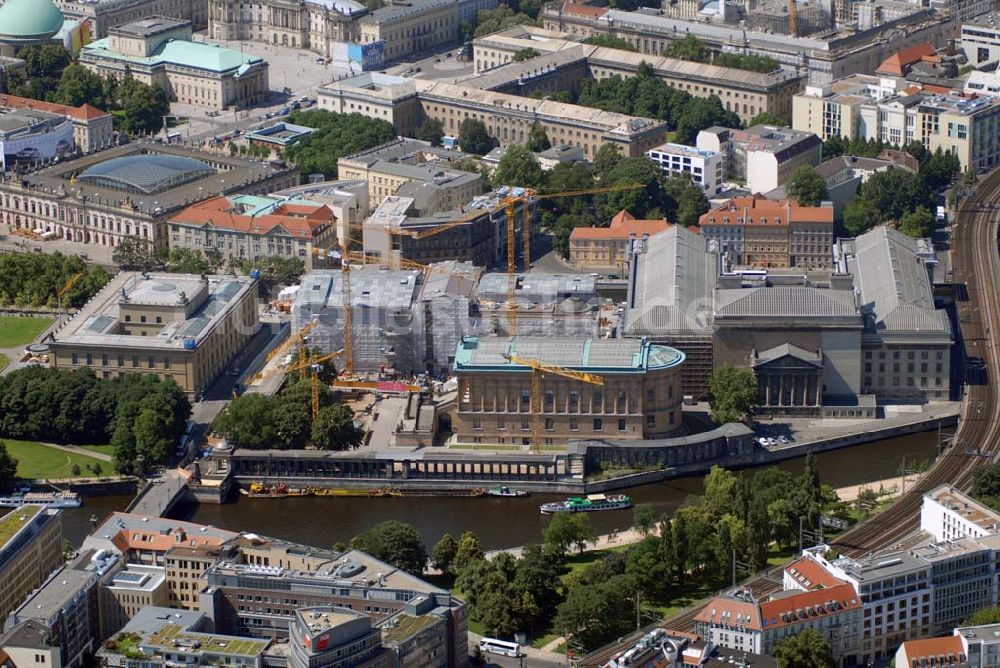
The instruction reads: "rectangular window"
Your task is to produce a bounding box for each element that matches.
[132,356,139,368]
[521,389,530,406]
[101,353,108,366]
[497,417,505,430]
[570,418,579,431]
[472,417,482,430]
[593,418,603,431]
[71,352,78,365]
[117,354,124,367]
[618,418,627,432]
[646,414,655,428]
[148,356,156,369]
[86,353,92,365]
[164,357,171,370]
[544,417,554,431]
[569,390,579,411]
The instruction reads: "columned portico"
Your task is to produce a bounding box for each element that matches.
[752,344,824,416]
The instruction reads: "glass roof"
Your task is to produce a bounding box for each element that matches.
[76,154,215,195]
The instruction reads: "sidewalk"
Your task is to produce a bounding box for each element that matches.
[484,526,649,560]
[835,473,924,502]
[37,442,113,463]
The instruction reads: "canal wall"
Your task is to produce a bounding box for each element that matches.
[212,409,958,496]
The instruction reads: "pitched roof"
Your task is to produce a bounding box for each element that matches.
[111,528,227,554]
[784,557,848,590]
[694,595,762,630]
[758,583,861,631]
[714,286,858,319]
[558,2,609,17]
[570,209,673,241]
[877,43,936,77]
[897,636,967,666]
[0,94,110,122]
[169,195,335,239]
[699,196,833,227]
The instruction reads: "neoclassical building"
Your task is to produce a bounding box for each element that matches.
[208,0,368,56]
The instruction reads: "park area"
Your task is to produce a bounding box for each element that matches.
[0,315,54,348]
[3,439,108,480]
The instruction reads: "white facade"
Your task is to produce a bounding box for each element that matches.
[962,20,1000,68]
[646,142,723,195]
[745,150,782,194]
[920,485,1000,542]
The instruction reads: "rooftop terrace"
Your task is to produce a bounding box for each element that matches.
[0,505,43,549]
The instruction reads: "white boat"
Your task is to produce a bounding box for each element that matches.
[540,493,631,514]
[0,491,82,508]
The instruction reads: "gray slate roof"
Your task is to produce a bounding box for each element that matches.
[714,286,858,319]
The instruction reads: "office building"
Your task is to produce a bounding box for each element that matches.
[98,606,271,667]
[80,18,268,111]
[920,485,1000,542]
[452,336,686,447]
[47,272,259,399]
[164,544,225,611]
[0,94,114,155]
[542,2,953,86]
[0,505,63,625]
[696,584,862,664]
[102,565,169,635]
[0,143,298,251]
[318,73,667,160]
[289,607,391,668]
[167,194,339,270]
[697,125,822,195]
[472,26,802,126]
[83,513,238,566]
[795,76,1000,172]
[201,538,468,667]
[646,143,724,195]
[273,179,370,252]
[962,15,1000,68]
[0,620,62,668]
[569,209,672,273]
[698,196,834,269]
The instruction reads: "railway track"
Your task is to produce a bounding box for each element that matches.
[579,171,1000,667]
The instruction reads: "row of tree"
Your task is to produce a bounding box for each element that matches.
[3,45,169,135]
[213,378,361,451]
[283,109,396,180]
[0,252,109,309]
[0,367,190,473]
[664,35,782,74]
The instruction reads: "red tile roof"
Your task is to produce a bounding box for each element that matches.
[758,583,860,630]
[784,557,848,590]
[559,2,609,17]
[898,636,967,667]
[0,94,110,122]
[570,209,673,241]
[699,196,833,226]
[111,528,227,554]
[876,43,936,76]
[694,595,762,630]
[169,196,336,239]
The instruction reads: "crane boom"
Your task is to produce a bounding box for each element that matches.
[341,238,354,376]
[267,320,317,362]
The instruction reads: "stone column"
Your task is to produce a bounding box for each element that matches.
[765,375,772,406]
[778,375,785,406]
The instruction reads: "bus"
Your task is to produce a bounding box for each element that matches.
[479,638,520,658]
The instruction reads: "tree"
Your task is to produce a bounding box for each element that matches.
[133,401,175,464]
[0,442,17,492]
[859,169,934,224]
[625,536,672,599]
[664,35,710,63]
[593,143,623,182]
[708,365,757,425]
[801,452,822,529]
[714,520,733,582]
[473,4,538,37]
[493,144,544,188]
[675,96,740,144]
[350,520,428,574]
[747,111,786,127]
[284,109,395,179]
[458,118,492,155]
[899,206,935,239]
[452,531,486,575]
[583,35,636,51]
[842,197,881,237]
[554,576,634,649]
[545,512,596,555]
[311,405,361,450]
[772,628,834,668]
[921,148,961,192]
[787,166,829,207]
[972,463,1000,510]
[166,248,214,274]
[633,505,657,536]
[663,175,709,227]
[966,606,1000,626]
[415,119,444,147]
[212,394,278,449]
[512,544,564,629]
[714,53,781,73]
[431,533,458,574]
[52,65,108,109]
[113,237,158,271]
[513,47,541,62]
[603,158,668,218]
[118,79,169,136]
[525,123,551,152]
[747,498,770,570]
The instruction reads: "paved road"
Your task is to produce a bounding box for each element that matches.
[469,633,568,668]
[38,442,113,463]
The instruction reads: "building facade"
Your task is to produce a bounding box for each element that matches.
[698,196,834,269]
[0,94,114,154]
[697,125,822,195]
[208,0,367,55]
[0,506,62,626]
[80,18,269,111]
[0,143,299,251]
[168,194,339,270]
[453,336,685,447]
[569,209,671,273]
[56,0,208,38]
[48,272,260,399]
[646,142,724,195]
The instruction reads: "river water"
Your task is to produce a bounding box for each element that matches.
[59,431,941,551]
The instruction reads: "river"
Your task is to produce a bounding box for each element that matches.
[59,431,942,551]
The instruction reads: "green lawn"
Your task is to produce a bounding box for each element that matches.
[2,439,108,480]
[0,315,54,348]
[81,445,115,457]
[0,352,8,371]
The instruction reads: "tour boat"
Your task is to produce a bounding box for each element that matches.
[0,491,82,509]
[484,486,529,497]
[540,493,631,514]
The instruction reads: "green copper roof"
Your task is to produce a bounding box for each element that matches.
[0,0,64,39]
[82,37,264,75]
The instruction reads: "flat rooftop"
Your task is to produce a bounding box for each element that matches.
[144,622,269,658]
[245,122,315,146]
[296,607,366,634]
[454,336,685,373]
[0,505,43,550]
[108,565,166,592]
[926,485,1000,533]
[52,272,255,350]
[110,16,188,36]
[380,613,437,645]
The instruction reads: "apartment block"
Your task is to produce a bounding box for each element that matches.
[569,209,672,273]
[646,142,724,195]
[453,336,685,447]
[961,15,1000,68]
[0,505,62,625]
[697,125,822,194]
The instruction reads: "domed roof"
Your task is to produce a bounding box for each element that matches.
[77,154,215,195]
[0,0,64,39]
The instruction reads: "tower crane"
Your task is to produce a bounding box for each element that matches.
[504,352,604,453]
[499,183,645,333]
[57,272,84,312]
[252,348,344,419]
[789,0,799,36]
[266,319,317,363]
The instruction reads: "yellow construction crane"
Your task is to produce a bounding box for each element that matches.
[295,349,344,420]
[500,183,645,333]
[789,0,798,35]
[340,237,354,377]
[266,319,317,363]
[56,271,84,312]
[504,352,604,453]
